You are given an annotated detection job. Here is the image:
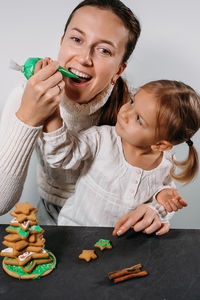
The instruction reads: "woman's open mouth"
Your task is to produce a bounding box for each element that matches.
[68,68,92,83]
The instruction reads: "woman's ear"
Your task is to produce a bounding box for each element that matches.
[151,140,173,152]
[111,63,127,84]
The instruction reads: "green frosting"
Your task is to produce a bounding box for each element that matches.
[8,224,42,238]
[4,251,56,279]
[23,57,41,79]
[29,225,42,233]
[7,226,28,238]
[18,227,29,237]
[8,225,18,231]
[95,239,112,247]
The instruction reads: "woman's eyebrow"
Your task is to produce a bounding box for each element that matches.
[97,39,116,48]
[71,27,116,48]
[71,27,85,35]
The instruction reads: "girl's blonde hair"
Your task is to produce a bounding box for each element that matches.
[142,80,200,184]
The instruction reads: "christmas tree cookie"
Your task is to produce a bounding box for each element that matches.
[0,202,56,279]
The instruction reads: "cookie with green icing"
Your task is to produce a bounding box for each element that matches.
[0,202,56,279]
[94,239,112,251]
[2,251,56,279]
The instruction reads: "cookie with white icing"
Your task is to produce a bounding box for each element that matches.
[0,202,56,279]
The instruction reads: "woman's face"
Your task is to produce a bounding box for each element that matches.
[58,6,128,103]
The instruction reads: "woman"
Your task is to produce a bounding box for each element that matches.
[0,0,185,233]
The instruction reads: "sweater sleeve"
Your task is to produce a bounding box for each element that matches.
[41,123,98,170]
[147,194,175,223]
[0,85,42,215]
[146,177,176,223]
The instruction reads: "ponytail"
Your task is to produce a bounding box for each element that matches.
[98,77,129,126]
[170,144,199,184]
[142,80,200,184]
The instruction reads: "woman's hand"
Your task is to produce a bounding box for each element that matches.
[156,188,188,212]
[43,107,63,133]
[112,204,170,236]
[16,58,65,127]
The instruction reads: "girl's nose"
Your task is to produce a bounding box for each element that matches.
[120,103,133,123]
[76,47,93,66]
[121,110,129,123]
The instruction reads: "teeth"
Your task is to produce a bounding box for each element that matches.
[69,68,91,79]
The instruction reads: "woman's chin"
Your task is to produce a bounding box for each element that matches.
[65,90,90,104]
[65,80,95,103]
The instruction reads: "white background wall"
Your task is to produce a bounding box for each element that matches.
[0,0,200,227]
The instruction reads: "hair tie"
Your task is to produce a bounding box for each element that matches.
[186,139,193,147]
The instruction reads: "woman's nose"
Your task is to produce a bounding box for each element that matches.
[76,47,93,66]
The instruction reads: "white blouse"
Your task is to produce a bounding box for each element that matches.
[41,124,175,227]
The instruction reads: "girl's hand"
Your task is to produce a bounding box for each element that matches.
[16,58,65,127]
[112,204,170,236]
[156,188,188,212]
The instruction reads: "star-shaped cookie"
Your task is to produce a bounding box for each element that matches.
[14,202,38,215]
[94,239,112,251]
[78,250,98,262]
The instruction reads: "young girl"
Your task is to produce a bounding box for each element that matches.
[41,79,200,235]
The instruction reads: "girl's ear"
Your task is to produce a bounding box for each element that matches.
[111,63,127,84]
[151,140,173,152]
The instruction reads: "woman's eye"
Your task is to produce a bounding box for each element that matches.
[71,37,81,43]
[98,48,111,56]
[137,115,142,125]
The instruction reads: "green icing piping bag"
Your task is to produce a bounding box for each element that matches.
[10,57,79,79]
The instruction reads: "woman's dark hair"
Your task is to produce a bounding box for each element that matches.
[63,0,141,125]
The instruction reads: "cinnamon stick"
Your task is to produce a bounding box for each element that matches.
[108,264,142,279]
[113,270,148,283]
[108,264,148,283]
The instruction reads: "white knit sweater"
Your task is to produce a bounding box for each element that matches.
[0,83,113,214]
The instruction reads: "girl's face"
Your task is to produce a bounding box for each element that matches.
[58,6,128,103]
[115,89,158,149]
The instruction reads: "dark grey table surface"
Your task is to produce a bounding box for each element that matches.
[0,225,200,300]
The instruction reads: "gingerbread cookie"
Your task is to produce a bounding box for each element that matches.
[6,226,30,239]
[2,239,28,251]
[0,202,56,279]
[4,234,21,242]
[78,250,98,262]
[10,217,37,231]
[21,257,53,273]
[28,234,45,247]
[5,249,49,266]
[2,252,56,279]
[13,202,38,216]
[0,247,24,258]
[94,239,112,251]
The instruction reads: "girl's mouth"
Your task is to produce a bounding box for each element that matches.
[68,68,92,83]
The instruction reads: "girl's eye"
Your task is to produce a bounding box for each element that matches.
[130,98,134,106]
[137,115,142,125]
[71,36,81,43]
